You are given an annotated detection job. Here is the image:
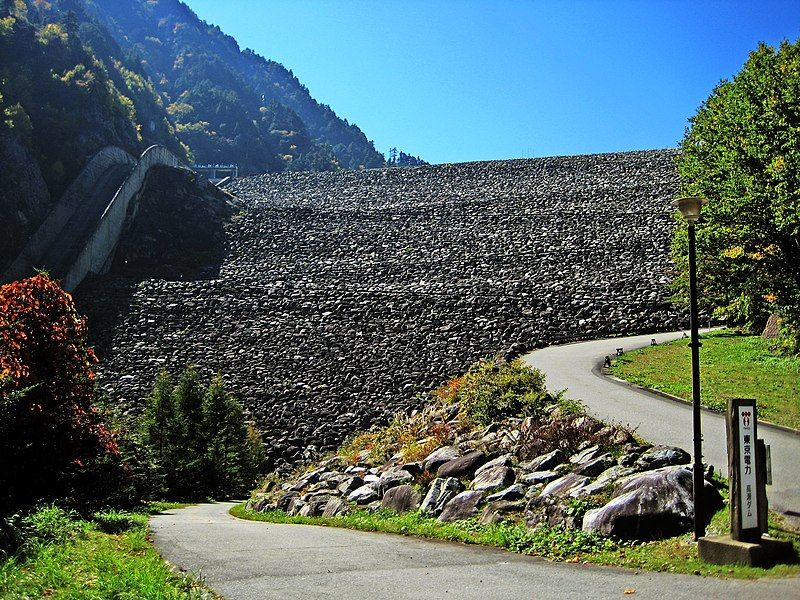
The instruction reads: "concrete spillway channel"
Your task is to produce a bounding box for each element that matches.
[3,144,187,291]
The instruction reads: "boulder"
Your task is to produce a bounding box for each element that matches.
[475,454,513,475]
[573,453,615,478]
[277,492,299,512]
[381,484,421,513]
[400,462,423,477]
[379,469,413,495]
[480,500,526,525]
[347,483,380,504]
[569,445,602,466]
[536,473,591,501]
[521,470,560,486]
[337,476,364,495]
[471,465,516,491]
[634,446,690,471]
[437,450,487,479]
[526,496,583,530]
[420,477,463,516]
[487,483,526,502]
[519,449,565,473]
[321,497,350,517]
[582,466,723,540]
[439,490,485,522]
[576,466,636,497]
[423,446,461,473]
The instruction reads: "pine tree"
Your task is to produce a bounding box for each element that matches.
[172,365,206,498]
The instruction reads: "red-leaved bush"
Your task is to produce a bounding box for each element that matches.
[0,274,125,514]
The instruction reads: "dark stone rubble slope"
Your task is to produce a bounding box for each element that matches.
[78,149,685,471]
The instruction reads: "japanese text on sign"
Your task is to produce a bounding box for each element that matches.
[739,405,758,529]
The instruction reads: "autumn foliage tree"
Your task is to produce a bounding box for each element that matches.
[0,274,125,514]
[676,39,800,353]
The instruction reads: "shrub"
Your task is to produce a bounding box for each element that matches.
[0,275,127,515]
[449,358,552,425]
[91,509,148,534]
[19,505,84,555]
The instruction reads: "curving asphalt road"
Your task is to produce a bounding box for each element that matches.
[150,331,800,599]
[521,330,800,524]
[151,503,799,600]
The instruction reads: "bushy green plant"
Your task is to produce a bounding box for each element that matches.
[19,505,84,554]
[451,359,552,425]
[91,509,148,534]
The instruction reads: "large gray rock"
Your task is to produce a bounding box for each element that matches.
[573,454,614,478]
[379,469,413,495]
[321,497,350,517]
[437,451,487,479]
[487,484,526,502]
[569,445,602,466]
[347,483,380,505]
[519,449,565,473]
[522,470,561,486]
[537,472,591,500]
[420,477,464,516]
[423,446,461,473]
[381,484,421,513]
[480,500,526,525]
[471,465,516,491]
[582,466,723,540]
[634,445,691,471]
[337,476,364,495]
[439,490,485,522]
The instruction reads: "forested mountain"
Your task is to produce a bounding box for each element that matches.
[81,0,385,172]
[0,0,189,267]
[0,0,399,268]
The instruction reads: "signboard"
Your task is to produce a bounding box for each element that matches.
[738,404,758,530]
[726,398,766,542]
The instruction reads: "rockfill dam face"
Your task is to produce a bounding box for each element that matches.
[78,149,685,471]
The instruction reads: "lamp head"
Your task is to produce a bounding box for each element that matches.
[672,197,707,224]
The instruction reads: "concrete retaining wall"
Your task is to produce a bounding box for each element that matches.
[61,146,185,291]
[3,146,136,282]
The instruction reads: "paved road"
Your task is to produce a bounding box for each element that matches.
[151,503,799,600]
[521,330,800,523]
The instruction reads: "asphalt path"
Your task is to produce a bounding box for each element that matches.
[150,331,800,599]
[521,330,800,524]
[151,503,800,600]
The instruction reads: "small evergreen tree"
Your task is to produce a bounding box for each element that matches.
[140,367,266,500]
[171,366,206,498]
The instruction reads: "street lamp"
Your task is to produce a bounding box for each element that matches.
[672,196,708,540]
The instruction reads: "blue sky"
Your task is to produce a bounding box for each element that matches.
[185,1,800,164]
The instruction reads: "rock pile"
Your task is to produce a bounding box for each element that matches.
[247,400,723,540]
[77,150,685,470]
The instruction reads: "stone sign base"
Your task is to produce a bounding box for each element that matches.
[698,534,796,567]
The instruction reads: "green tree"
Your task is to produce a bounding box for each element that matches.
[676,39,800,353]
[140,367,265,500]
[171,365,205,497]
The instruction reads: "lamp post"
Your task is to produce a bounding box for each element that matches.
[672,196,708,540]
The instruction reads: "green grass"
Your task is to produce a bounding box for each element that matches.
[0,505,215,599]
[230,503,800,579]
[610,330,800,430]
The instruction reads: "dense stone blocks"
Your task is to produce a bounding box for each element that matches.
[78,150,685,471]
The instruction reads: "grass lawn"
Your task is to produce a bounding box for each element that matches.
[0,503,217,600]
[230,501,800,579]
[609,330,800,430]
